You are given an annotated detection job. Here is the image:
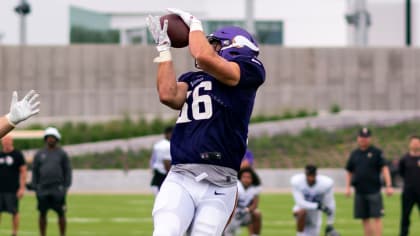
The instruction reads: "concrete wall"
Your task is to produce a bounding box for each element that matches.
[1,46,420,123]
[53,169,348,193]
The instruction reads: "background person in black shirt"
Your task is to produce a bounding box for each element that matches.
[398,135,420,236]
[32,127,72,236]
[345,128,393,236]
[0,135,27,236]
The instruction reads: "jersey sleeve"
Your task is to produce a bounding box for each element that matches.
[377,149,386,167]
[345,152,355,172]
[398,155,406,178]
[233,56,265,88]
[290,176,318,210]
[61,151,72,188]
[177,72,195,85]
[16,150,26,167]
[32,152,41,187]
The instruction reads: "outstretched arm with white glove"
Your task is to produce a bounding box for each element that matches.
[0,90,40,138]
[146,14,188,110]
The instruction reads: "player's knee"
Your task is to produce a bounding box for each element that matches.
[191,219,224,236]
[153,228,180,236]
[153,212,182,236]
[294,209,306,219]
[252,209,262,220]
[39,211,47,218]
[153,220,182,236]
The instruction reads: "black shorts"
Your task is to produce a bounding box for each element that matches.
[36,191,67,216]
[354,193,384,219]
[0,192,18,214]
[150,170,167,189]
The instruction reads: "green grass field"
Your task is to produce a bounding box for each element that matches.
[0,193,418,235]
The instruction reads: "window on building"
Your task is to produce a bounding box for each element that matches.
[204,20,283,45]
[70,6,119,44]
[255,21,283,45]
[70,26,119,44]
[146,20,283,46]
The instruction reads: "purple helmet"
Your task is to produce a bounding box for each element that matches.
[207,26,259,61]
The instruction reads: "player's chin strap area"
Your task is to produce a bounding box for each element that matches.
[153,50,172,63]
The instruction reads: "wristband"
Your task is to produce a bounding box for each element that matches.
[5,113,16,127]
[190,20,203,32]
[153,50,172,63]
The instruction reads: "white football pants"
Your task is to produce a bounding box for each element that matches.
[293,206,322,236]
[153,170,237,236]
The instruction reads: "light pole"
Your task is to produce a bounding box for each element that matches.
[14,0,31,45]
[345,0,371,46]
[245,0,255,36]
[406,0,412,46]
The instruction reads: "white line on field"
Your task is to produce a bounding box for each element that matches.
[57,217,153,224]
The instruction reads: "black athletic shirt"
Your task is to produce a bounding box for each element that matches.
[346,145,386,194]
[0,150,25,192]
[399,153,420,194]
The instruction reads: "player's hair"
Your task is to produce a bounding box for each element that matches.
[305,164,317,176]
[238,167,261,186]
[409,135,420,141]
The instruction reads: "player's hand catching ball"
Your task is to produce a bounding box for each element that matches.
[167,8,203,31]
[146,15,171,52]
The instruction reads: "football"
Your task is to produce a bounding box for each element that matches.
[160,14,189,48]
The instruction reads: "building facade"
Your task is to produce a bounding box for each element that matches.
[0,0,418,47]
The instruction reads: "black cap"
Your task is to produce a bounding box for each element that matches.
[358,127,372,137]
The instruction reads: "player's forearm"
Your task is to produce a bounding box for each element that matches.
[189,30,213,61]
[20,166,27,189]
[0,116,14,138]
[248,197,259,212]
[157,62,183,109]
[293,191,318,210]
[382,166,392,187]
[345,172,352,188]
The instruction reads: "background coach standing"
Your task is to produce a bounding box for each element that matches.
[32,127,72,236]
[398,135,420,236]
[345,128,393,236]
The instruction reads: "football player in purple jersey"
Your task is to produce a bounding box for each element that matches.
[147,8,265,236]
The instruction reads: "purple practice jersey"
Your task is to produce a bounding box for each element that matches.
[170,56,265,172]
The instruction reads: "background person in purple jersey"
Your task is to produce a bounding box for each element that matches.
[241,148,255,169]
[146,7,265,236]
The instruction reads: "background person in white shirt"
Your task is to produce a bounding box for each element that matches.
[224,167,262,236]
[150,126,173,195]
[291,164,339,236]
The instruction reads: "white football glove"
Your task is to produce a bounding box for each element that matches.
[146,15,171,52]
[167,8,203,32]
[6,90,40,126]
[146,15,172,63]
